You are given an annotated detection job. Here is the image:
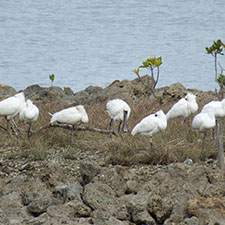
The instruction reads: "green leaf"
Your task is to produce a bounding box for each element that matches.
[133,68,139,75]
[49,74,55,82]
[206,39,224,55]
[142,60,150,67]
[155,57,162,67]
[216,74,225,85]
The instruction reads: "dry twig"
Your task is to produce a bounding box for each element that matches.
[36,124,117,136]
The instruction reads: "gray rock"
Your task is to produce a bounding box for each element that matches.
[27,196,61,217]
[114,166,141,194]
[156,82,186,104]
[80,160,101,184]
[73,86,104,104]
[147,191,173,224]
[126,193,156,225]
[0,191,30,224]
[21,192,40,206]
[67,199,92,217]
[187,197,225,225]
[179,216,200,225]
[83,182,129,220]
[92,210,128,225]
[63,87,74,95]
[24,85,70,102]
[0,83,17,98]
[47,199,91,218]
[25,213,92,225]
[53,182,83,203]
[92,167,127,197]
[24,84,48,100]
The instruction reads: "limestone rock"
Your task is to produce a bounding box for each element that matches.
[53,182,83,203]
[0,84,17,99]
[83,182,129,220]
[92,167,127,197]
[80,160,101,184]
[27,196,61,217]
[126,193,156,225]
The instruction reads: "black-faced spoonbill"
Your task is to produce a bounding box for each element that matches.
[166,93,198,123]
[19,99,39,136]
[0,92,26,132]
[201,99,225,139]
[131,110,167,149]
[106,99,131,133]
[49,105,88,134]
[192,111,216,151]
[201,99,225,117]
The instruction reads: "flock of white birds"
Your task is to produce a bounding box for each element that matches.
[0,91,224,149]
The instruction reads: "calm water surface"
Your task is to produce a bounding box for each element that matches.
[0,0,225,92]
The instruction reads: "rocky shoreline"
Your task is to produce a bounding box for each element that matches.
[0,77,225,225]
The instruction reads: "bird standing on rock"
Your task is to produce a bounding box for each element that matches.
[19,99,39,136]
[131,110,167,149]
[0,92,26,132]
[166,93,198,123]
[49,105,89,134]
[106,99,131,133]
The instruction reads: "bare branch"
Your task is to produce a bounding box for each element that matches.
[218,61,225,74]
[0,125,7,132]
[215,52,218,80]
[153,67,160,90]
[36,124,117,136]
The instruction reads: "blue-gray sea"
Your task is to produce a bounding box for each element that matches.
[0,0,225,92]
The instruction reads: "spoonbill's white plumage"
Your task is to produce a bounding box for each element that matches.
[201,99,225,140]
[192,111,216,150]
[201,99,225,118]
[106,99,131,133]
[131,110,167,148]
[50,105,88,133]
[19,99,39,136]
[166,93,198,121]
[0,92,26,131]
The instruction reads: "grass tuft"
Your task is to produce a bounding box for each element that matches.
[0,96,221,165]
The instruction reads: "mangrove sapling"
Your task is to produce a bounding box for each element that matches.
[133,56,162,96]
[49,74,55,87]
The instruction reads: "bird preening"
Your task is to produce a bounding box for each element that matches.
[106,99,131,133]
[0,92,26,134]
[191,98,225,151]
[0,92,40,136]
[49,105,89,135]
[0,91,223,154]
[19,99,39,137]
[166,93,198,123]
[131,109,167,150]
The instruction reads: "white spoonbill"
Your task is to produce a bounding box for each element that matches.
[192,111,216,151]
[0,92,26,132]
[166,93,198,122]
[201,98,225,139]
[131,110,167,149]
[49,105,88,134]
[19,99,39,136]
[201,99,225,117]
[106,99,131,133]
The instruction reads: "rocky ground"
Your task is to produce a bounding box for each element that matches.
[0,77,225,225]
